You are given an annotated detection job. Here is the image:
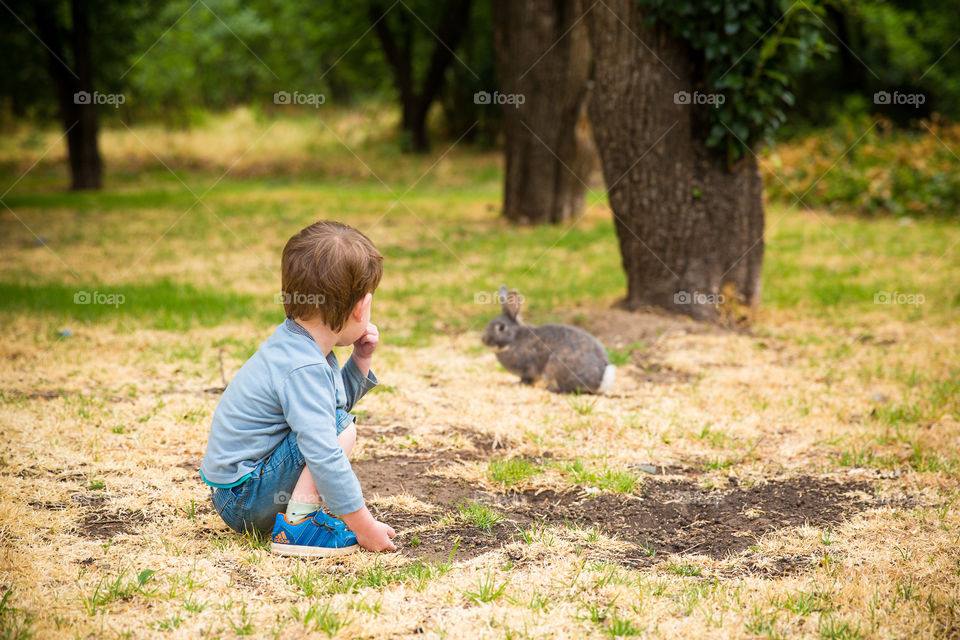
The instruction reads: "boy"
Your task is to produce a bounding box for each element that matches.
[199,221,396,556]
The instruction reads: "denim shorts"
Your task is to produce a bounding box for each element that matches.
[210,429,307,537]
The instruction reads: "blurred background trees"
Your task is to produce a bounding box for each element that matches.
[1,0,957,319]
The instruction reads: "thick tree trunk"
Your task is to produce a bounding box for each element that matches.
[585,0,764,320]
[492,0,592,224]
[35,0,102,190]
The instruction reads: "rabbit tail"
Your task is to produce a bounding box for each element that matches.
[598,364,615,394]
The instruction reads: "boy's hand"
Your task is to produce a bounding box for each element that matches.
[354,520,396,552]
[352,323,378,371]
[341,505,396,552]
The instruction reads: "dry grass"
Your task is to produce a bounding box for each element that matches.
[1,112,959,639]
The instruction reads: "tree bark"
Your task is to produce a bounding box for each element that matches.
[585,0,764,320]
[492,0,592,224]
[370,0,474,153]
[35,0,102,190]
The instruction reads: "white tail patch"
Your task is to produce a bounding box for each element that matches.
[598,364,615,394]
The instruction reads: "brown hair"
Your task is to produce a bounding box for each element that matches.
[281,221,383,330]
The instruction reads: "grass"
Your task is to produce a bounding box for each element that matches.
[487,457,541,487]
[0,590,35,640]
[291,601,349,637]
[779,585,834,616]
[1,109,958,639]
[606,342,646,366]
[289,556,454,597]
[817,614,864,640]
[455,500,504,535]
[0,280,270,331]
[553,459,641,494]
[666,562,702,577]
[77,568,157,616]
[463,571,509,604]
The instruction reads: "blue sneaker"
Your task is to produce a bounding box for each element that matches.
[270,510,359,557]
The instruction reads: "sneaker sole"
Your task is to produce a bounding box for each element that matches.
[269,542,360,557]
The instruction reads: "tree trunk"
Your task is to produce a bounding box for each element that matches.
[492,0,592,224]
[370,0,474,153]
[585,0,763,320]
[35,0,102,190]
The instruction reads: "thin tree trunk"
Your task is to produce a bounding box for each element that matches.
[585,0,764,320]
[370,0,473,153]
[35,0,102,190]
[493,0,592,224]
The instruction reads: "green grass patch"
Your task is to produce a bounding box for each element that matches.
[778,585,834,616]
[455,500,504,535]
[463,570,508,604]
[288,556,453,597]
[0,589,35,640]
[487,457,541,487]
[291,601,349,637]
[606,341,646,366]
[78,568,158,616]
[554,459,640,494]
[0,279,275,331]
[666,562,702,577]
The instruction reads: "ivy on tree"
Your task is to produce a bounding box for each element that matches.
[639,0,832,163]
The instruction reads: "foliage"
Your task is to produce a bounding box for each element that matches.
[788,0,960,129]
[125,0,391,122]
[438,0,500,146]
[0,0,159,121]
[765,114,960,216]
[638,0,832,161]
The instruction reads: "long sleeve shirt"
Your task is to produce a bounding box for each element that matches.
[199,318,377,514]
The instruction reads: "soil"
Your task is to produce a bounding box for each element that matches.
[77,505,153,539]
[554,308,715,385]
[29,446,877,572]
[560,308,712,351]
[355,454,876,566]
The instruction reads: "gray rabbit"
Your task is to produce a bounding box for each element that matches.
[481,286,614,394]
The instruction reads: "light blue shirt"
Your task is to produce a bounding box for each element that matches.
[199,319,377,515]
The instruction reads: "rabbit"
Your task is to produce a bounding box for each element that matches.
[481,285,615,394]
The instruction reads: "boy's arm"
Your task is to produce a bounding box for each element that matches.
[342,357,377,412]
[343,322,379,411]
[281,365,394,550]
[282,366,364,515]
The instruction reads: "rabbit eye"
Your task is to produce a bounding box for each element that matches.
[497,323,505,331]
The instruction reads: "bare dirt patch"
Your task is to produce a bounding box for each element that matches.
[562,308,713,350]
[357,454,874,564]
[76,504,154,539]
[516,476,870,563]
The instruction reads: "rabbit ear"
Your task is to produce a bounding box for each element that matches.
[503,288,523,322]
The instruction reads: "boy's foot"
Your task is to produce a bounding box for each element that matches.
[270,510,358,557]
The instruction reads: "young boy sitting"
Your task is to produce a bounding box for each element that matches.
[199,220,396,556]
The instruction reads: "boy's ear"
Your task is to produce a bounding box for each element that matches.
[352,293,372,320]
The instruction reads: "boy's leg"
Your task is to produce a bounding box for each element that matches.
[286,422,357,519]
